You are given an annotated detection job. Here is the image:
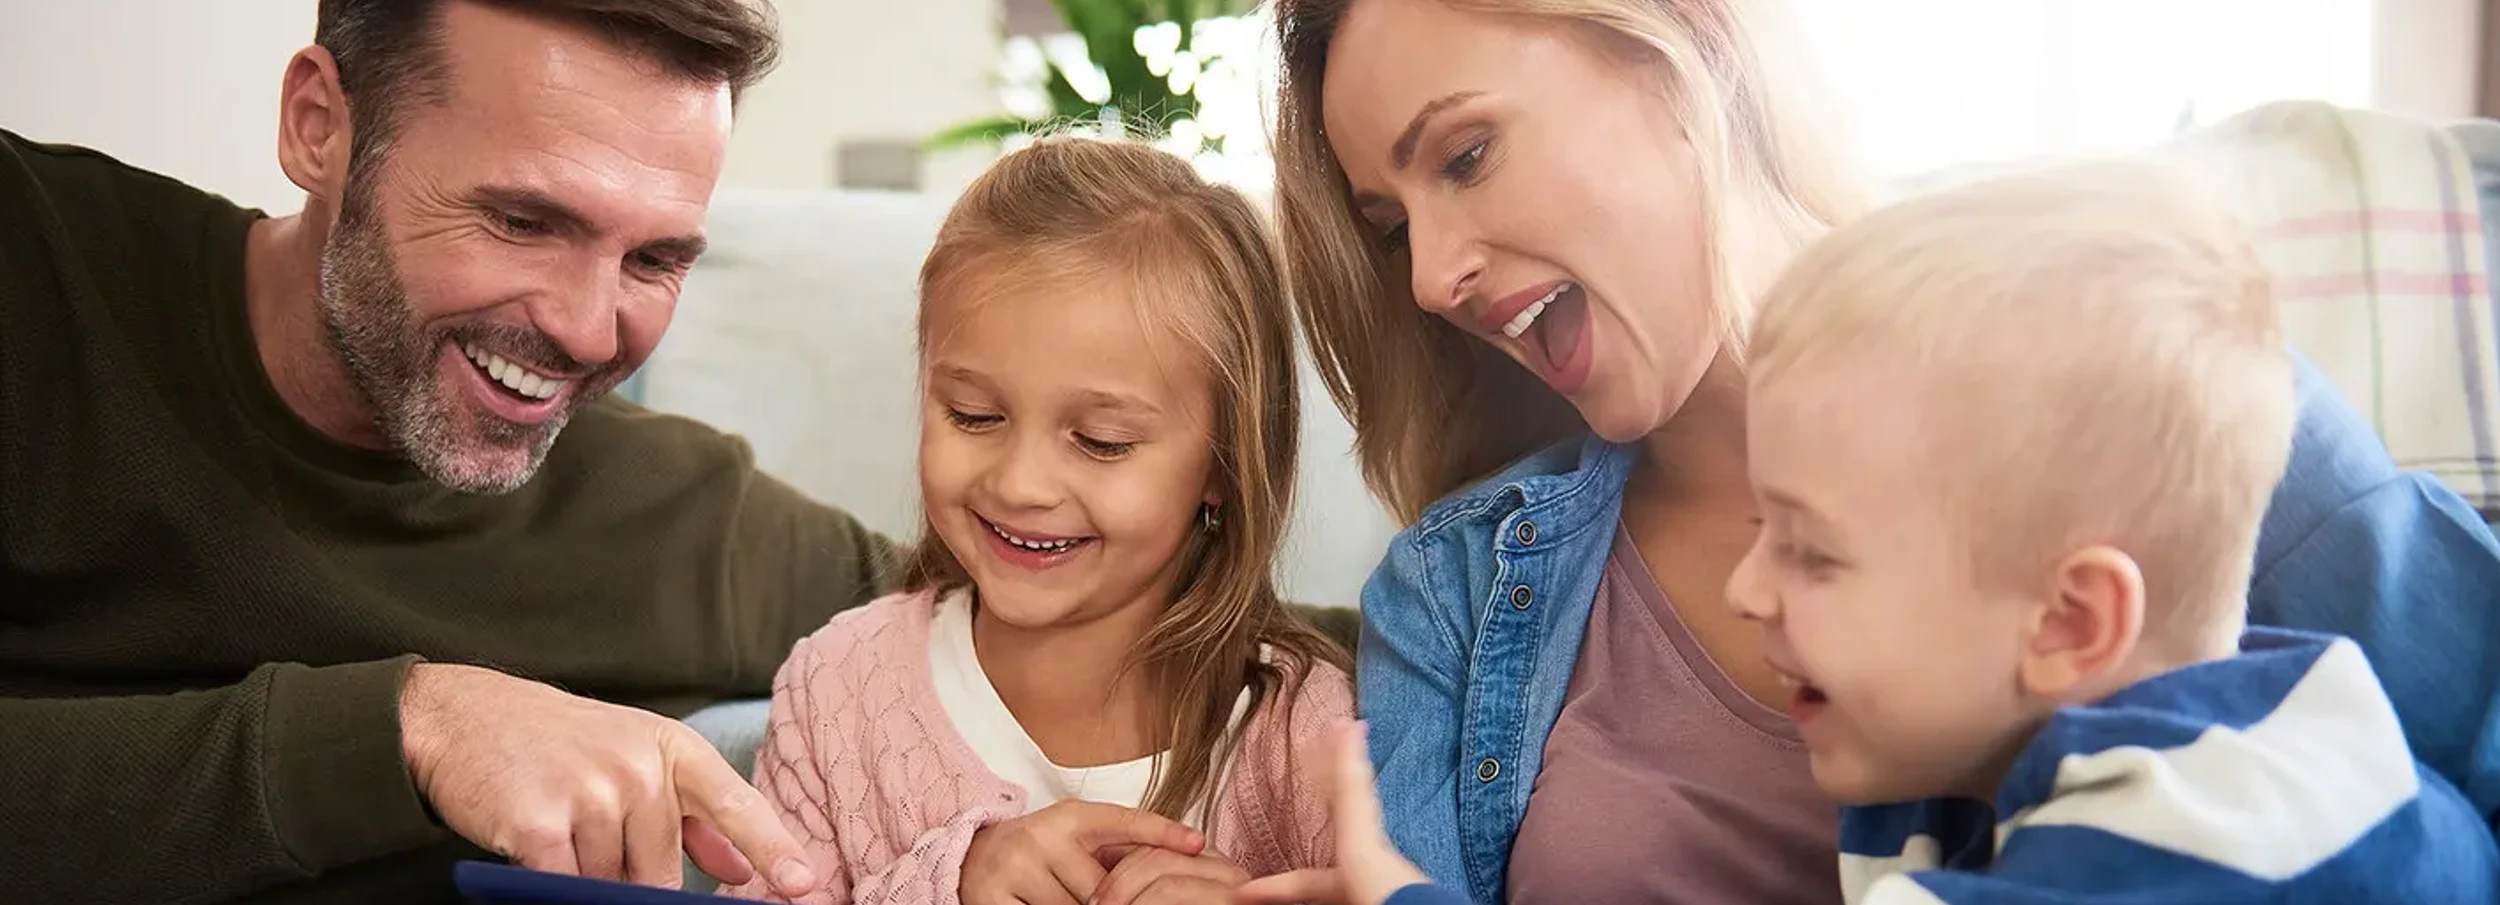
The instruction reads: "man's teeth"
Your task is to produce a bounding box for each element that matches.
[1501,284,1571,340]
[461,343,568,401]
[988,521,1081,552]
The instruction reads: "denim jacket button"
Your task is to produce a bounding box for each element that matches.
[1514,521,1538,546]
[1476,758,1501,782]
[1510,585,1533,609]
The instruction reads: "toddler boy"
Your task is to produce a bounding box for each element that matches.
[1731,159,2497,902]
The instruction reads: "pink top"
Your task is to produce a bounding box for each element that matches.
[1504,531,1841,904]
[723,589,1353,904]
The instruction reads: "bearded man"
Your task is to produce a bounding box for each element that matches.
[0,2,894,901]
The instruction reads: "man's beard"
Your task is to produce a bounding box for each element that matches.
[315,183,611,495]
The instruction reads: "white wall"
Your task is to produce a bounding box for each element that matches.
[721,0,1003,196]
[2374,0,2484,120]
[0,0,311,212]
[0,0,1002,209]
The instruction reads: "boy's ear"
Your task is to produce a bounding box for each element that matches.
[2018,546,2145,698]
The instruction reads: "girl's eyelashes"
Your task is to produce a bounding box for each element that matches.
[1380,221,1409,253]
[944,407,1002,431]
[1074,433,1136,460]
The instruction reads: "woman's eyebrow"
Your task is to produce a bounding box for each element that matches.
[1392,90,1486,169]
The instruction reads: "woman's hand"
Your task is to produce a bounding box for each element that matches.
[1236,721,1428,905]
[958,800,1205,905]
[1092,845,1250,905]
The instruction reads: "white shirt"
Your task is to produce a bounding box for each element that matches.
[926,588,1247,829]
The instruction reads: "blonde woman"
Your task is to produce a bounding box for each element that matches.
[1262,0,2500,903]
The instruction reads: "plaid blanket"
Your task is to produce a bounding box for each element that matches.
[2163,100,2500,510]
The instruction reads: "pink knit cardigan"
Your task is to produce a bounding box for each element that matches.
[722,589,1353,904]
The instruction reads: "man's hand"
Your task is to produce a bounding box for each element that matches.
[959,800,1205,905]
[1235,721,1426,905]
[1093,845,1249,905]
[401,663,816,896]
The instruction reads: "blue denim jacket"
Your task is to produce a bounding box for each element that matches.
[1355,352,2500,905]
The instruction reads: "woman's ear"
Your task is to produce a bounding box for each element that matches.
[275,45,353,205]
[2017,545,2145,699]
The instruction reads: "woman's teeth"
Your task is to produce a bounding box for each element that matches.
[462,343,568,401]
[1501,284,1572,340]
[988,520,1082,552]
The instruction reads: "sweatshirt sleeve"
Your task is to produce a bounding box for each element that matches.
[0,656,446,903]
[726,465,904,694]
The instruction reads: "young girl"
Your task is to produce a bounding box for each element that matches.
[724,137,1354,905]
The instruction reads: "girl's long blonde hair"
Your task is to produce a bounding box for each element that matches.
[1272,0,1873,520]
[904,136,1351,824]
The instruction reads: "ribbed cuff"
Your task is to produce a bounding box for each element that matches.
[263,656,446,872]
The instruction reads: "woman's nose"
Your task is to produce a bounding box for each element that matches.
[1406,208,1485,318]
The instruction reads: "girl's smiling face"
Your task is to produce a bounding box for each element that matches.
[918,271,1221,631]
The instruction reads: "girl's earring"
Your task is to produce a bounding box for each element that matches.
[1200,503,1222,535]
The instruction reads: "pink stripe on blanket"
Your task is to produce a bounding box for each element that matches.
[2276,272,2490,298]
[2259,209,2479,238]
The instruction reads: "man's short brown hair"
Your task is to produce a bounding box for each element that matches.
[314,0,779,167]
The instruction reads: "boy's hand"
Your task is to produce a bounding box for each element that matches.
[959,800,1205,905]
[1092,845,1250,905]
[1235,721,1427,905]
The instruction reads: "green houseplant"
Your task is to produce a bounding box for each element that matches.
[927,0,1258,150]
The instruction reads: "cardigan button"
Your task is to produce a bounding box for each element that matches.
[1510,585,1533,610]
[1476,758,1501,782]
[1514,521,1538,546]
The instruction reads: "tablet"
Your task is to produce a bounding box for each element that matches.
[453,861,756,904]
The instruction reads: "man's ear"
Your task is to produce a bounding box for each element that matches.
[275,45,354,205]
[2018,545,2145,698]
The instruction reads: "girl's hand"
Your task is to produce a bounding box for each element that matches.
[1093,845,1250,905]
[1235,721,1427,905]
[960,800,1205,905]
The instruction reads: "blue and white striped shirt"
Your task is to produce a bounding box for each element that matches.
[1838,627,2497,904]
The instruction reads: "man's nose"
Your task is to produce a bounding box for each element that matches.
[528,258,628,370]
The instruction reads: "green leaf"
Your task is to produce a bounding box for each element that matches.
[923,114,1042,151]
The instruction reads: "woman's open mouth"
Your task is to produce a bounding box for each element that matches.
[1494,283,1594,394]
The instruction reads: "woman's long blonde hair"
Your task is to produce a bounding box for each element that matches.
[904,136,1351,824]
[1272,0,1872,520]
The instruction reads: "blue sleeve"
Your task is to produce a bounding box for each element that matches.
[2250,352,2500,823]
[1382,883,1475,905]
[1357,532,1475,897]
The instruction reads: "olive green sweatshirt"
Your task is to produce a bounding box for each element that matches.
[0,129,896,904]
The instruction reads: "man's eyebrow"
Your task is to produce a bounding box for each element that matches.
[638,234,708,262]
[1391,90,1486,170]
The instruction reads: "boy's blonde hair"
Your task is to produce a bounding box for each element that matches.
[1272,0,1872,521]
[905,136,1351,826]
[1750,159,2292,649]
